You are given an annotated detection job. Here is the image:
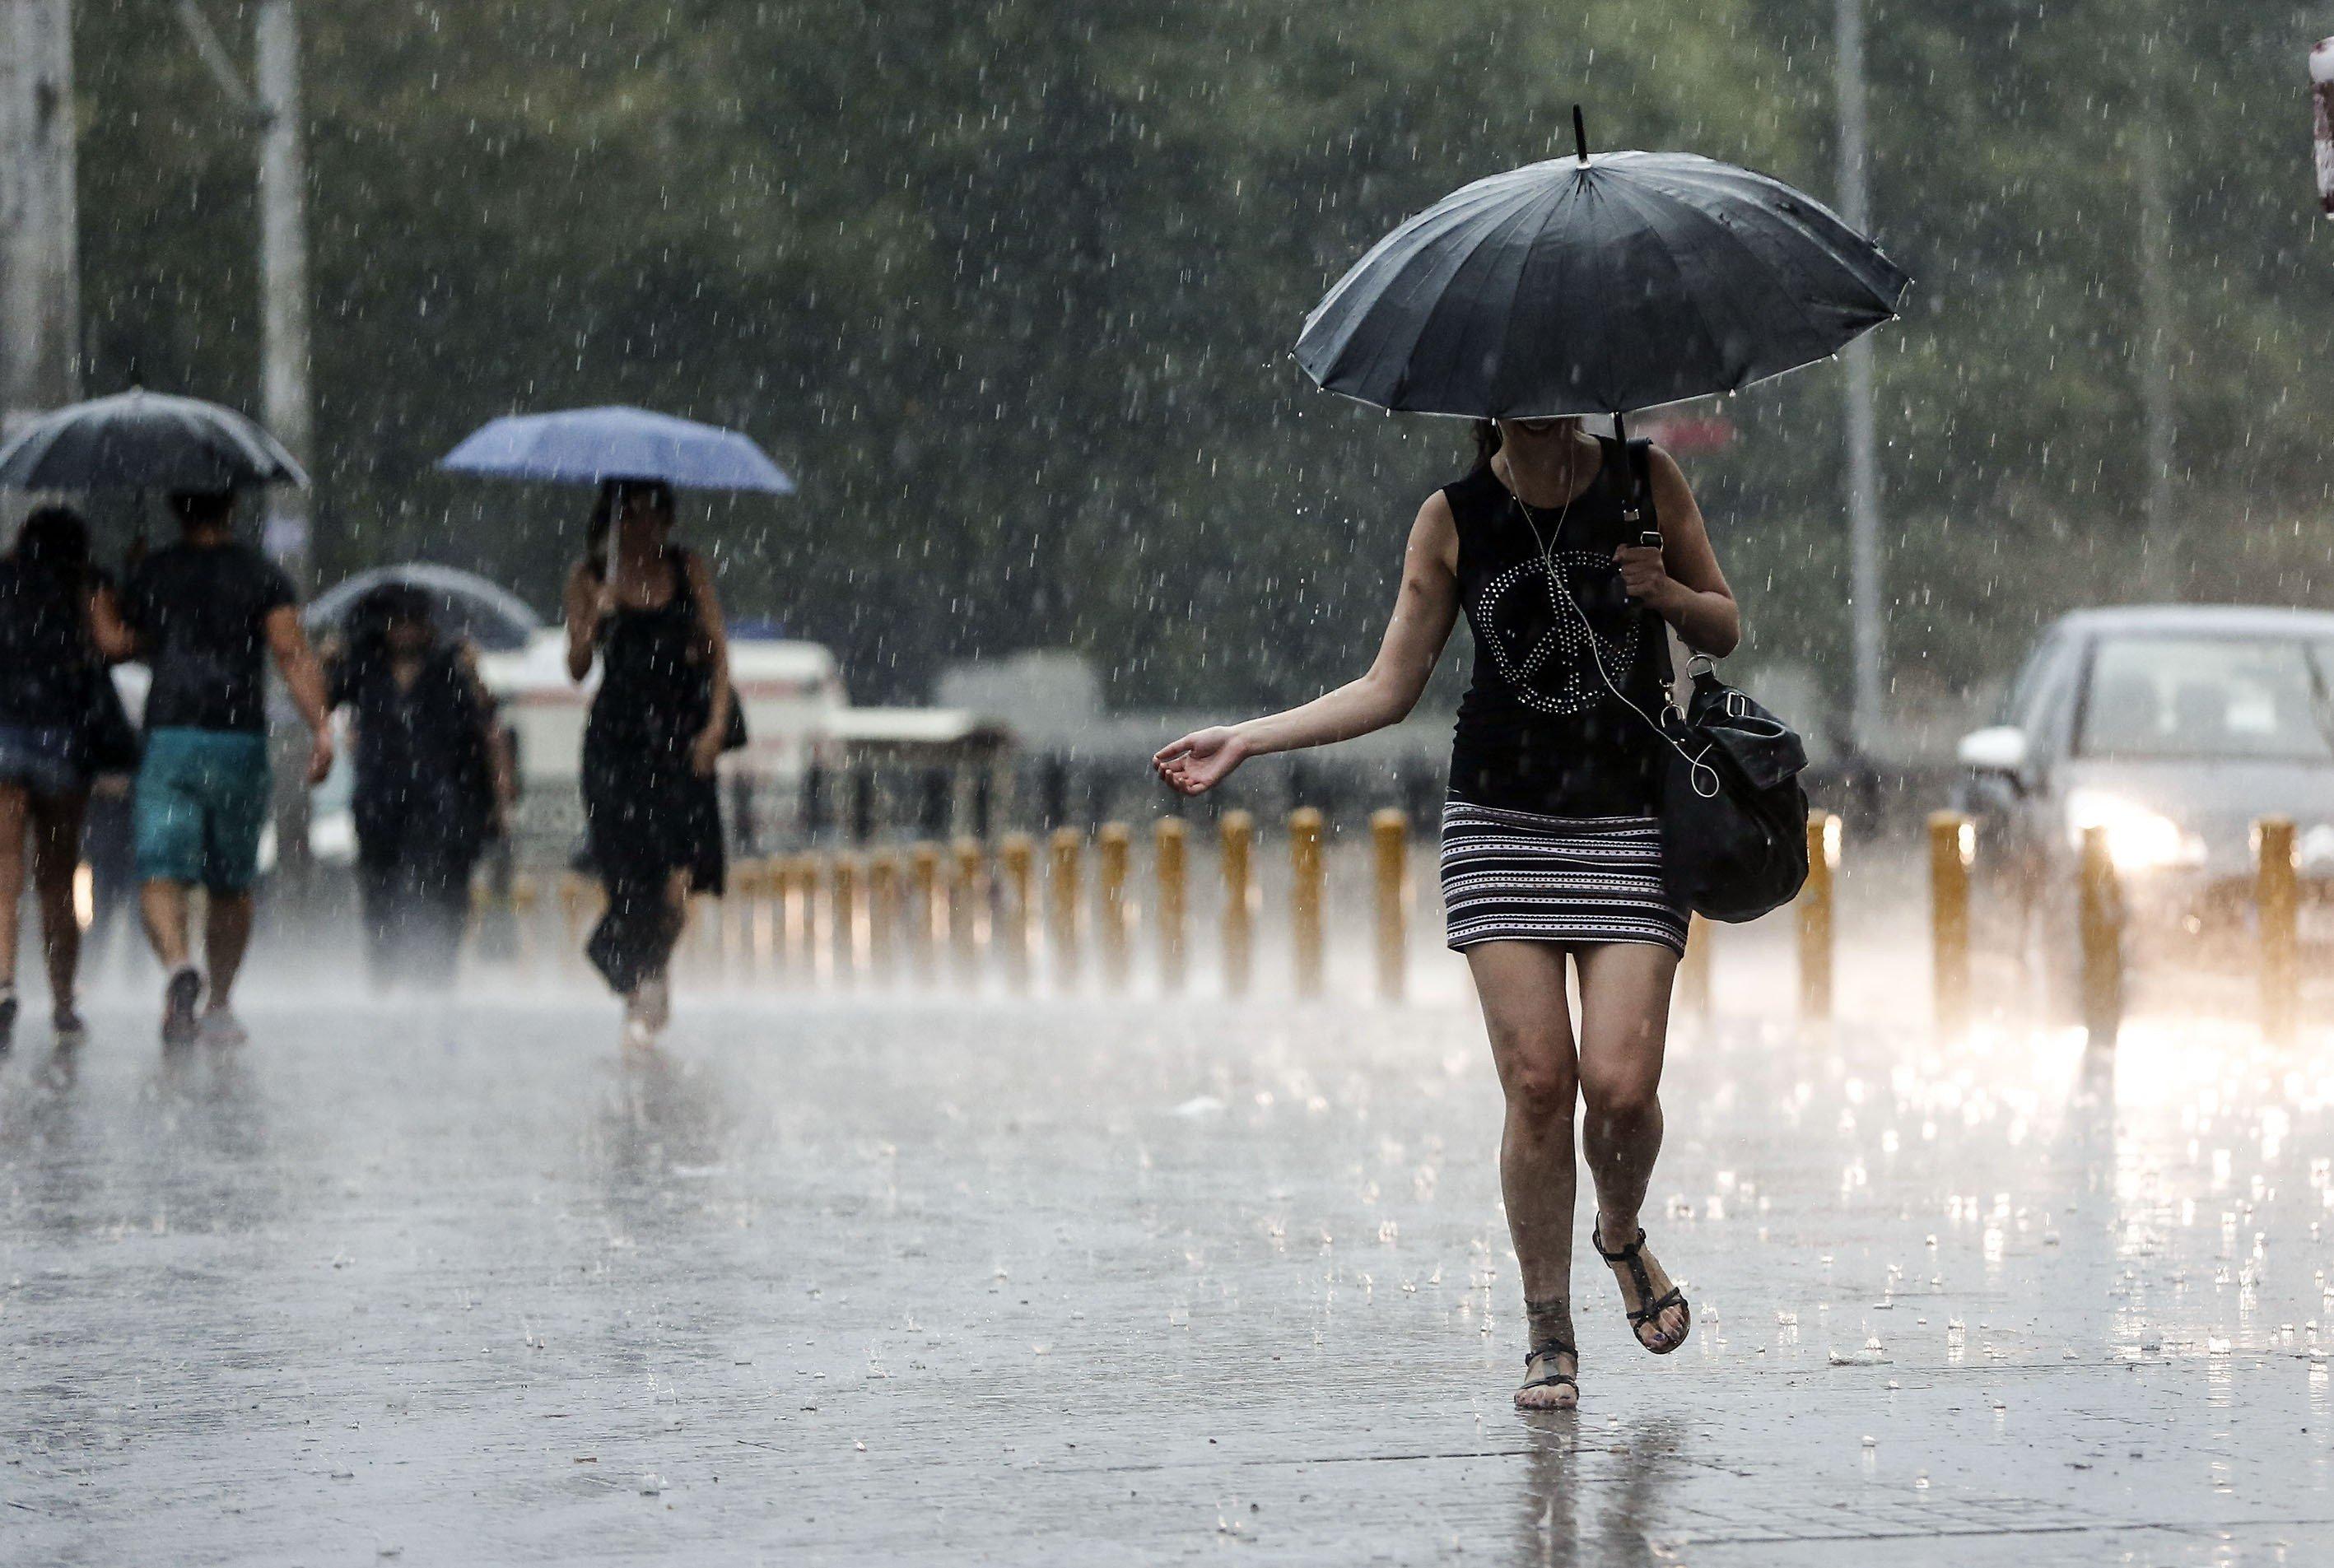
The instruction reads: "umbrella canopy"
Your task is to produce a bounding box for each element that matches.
[305,563,543,654]
[439,406,794,493]
[1294,132,1909,419]
[0,389,308,491]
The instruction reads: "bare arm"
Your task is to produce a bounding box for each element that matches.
[1611,445,1740,656]
[561,561,608,682]
[263,604,337,784]
[1154,494,1460,797]
[683,551,734,778]
[86,581,137,663]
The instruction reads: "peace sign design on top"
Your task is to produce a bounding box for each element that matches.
[1473,549,1644,717]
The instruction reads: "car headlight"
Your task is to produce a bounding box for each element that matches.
[2065,789,2204,872]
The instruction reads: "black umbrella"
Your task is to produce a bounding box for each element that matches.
[1294,109,1908,423]
[0,389,307,491]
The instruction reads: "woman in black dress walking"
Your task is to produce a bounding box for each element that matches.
[1156,416,1739,1410]
[562,480,732,1045]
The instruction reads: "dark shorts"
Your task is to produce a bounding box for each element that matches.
[134,728,273,892]
[0,723,85,798]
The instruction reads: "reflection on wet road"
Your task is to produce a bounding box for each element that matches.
[3,979,2331,1563]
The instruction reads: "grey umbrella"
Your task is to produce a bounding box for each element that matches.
[1294,109,1909,421]
[0,389,308,491]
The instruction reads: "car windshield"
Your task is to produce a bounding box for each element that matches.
[2076,635,2334,761]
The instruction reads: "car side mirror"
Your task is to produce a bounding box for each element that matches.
[1957,725,2029,777]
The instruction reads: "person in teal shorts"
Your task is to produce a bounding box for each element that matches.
[117,489,333,1045]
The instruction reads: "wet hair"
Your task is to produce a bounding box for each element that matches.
[1470,420,1502,470]
[169,488,237,529]
[341,583,441,687]
[10,505,94,616]
[585,477,677,577]
[12,505,91,575]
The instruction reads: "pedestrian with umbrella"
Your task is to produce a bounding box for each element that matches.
[440,407,791,1045]
[0,390,334,1045]
[1157,113,1906,1409]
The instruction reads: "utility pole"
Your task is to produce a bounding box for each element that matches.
[255,1,314,585]
[1835,0,1884,761]
[2134,25,2179,592]
[1,0,82,448]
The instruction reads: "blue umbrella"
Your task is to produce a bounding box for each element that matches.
[438,405,794,493]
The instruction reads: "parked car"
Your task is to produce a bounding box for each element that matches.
[1955,605,2334,1007]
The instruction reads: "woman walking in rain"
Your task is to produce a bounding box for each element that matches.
[327,584,510,989]
[562,479,732,1045]
[0,508,129,1045]
[1156,416,1739,1409]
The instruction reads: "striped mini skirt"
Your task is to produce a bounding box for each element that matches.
[1439,799,1689,955]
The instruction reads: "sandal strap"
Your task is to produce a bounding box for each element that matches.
[1590,1221,1647,1263]
[1520,1339,1579,1394]
[1523,1338,1577,1366]
[1625,1287,1687,1328]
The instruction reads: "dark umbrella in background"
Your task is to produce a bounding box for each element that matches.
[0,389,309,492]
[1293,107,1909,455]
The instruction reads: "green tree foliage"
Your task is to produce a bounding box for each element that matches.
[70,0,2334,720]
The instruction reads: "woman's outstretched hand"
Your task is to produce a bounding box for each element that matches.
[1153,726,1251,796]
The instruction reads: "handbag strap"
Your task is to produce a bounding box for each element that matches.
[1508,458,1721,800]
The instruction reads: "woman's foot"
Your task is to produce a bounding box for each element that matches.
[0,984,16,1050]
[1516,1340,1580,1411]
[201,1006,249,1046]
[1592,1215,1691,1354]
[51,1001,84,1044]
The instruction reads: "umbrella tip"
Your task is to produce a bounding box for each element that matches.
[1572,105,1590,165]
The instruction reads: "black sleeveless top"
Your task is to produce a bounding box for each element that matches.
[586,546,714,750]
[1444,440,1672,817]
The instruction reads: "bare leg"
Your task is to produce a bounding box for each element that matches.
[1466,940,1582,1409]
[1575,941,1689,1352]
[0,785,26,989]
[26,791,86,1019]
[141,879,193,970]
[203,891,255,1010]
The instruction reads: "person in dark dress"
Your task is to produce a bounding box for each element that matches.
[1156,416,1741,1411]
[0,508,126,1045]
[560,480,732,1045]
[326,584,510,989]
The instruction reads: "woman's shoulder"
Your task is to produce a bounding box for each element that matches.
[1437,464,1507,523]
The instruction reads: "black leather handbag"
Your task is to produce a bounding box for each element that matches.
[1652,659,1810,921]
[1575,440,1813,922]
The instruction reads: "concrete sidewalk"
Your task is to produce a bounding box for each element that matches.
[3,978,2330,1564]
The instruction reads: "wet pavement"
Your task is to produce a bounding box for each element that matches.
[6,939,2334,1564]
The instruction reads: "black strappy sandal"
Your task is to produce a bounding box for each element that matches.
[1516,1338,1579,1406]
[1592,1221,1691,1355]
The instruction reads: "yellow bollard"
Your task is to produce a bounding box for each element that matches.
[1047,827,1083,989]
[831,853,864,985]
[1677,914,1712,1017]
[2258,817,2299,1045]
[909,842,943,983]
[999,833,1035,993]
[1371,808,1408,1003]
[1154,818,1189,993]
[1798,812,1838,1022]
[1097,822,1133,991]
[950,838,985,988]
[779,855,809,984]
[1289,807,1325,998]
[2078,826,2122,1044]
[1929,812,1973,1035]
[558,871,598,978]
[510,872,540,977]
[867,853,900,981]
[1221,811,1255,998]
